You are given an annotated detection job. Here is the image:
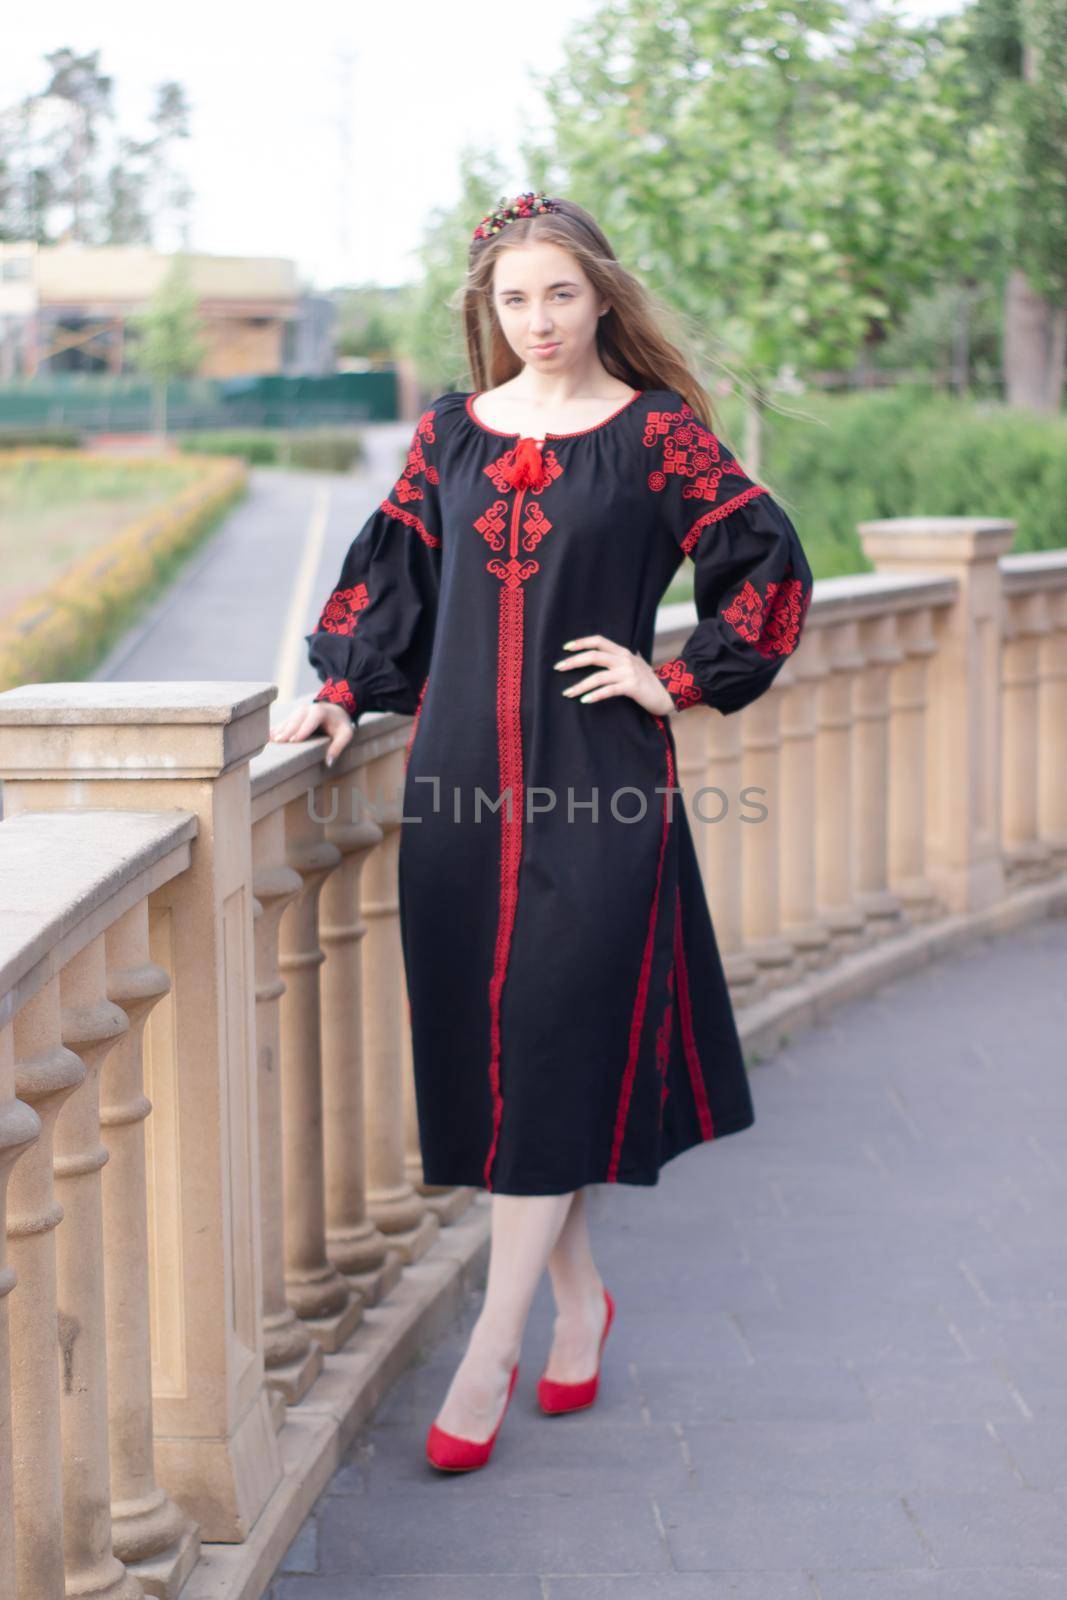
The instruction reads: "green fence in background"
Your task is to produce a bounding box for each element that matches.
[0,369,399,433]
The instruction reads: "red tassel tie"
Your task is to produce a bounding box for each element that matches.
[500,435,550,490]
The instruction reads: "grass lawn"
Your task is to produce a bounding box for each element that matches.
[0,454,207,619]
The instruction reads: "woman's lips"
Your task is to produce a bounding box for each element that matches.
[531,342,560,353]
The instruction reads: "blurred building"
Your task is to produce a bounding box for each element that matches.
[0,243,337,380]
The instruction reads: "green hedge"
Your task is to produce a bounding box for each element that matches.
[0,426,83,451]
[176,427,367,473]
[746,388,1067,578]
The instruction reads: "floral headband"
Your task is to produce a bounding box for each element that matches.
[472,190,561,242]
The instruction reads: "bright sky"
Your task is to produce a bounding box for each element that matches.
[3,0,961,292]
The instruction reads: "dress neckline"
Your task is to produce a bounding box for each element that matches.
[464,388,644,441]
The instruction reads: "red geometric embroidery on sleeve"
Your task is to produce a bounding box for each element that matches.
[677,485,769,556]
[380,498,441,548]
[642,403,766,520]
[316,582,369,635]
[722,575,811,660]
[654,657,703,710]
[381,407,442,548]
[314,676,357,716]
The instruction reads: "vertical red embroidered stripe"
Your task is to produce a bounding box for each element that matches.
[404,673,430,768]
[672,885,715,1139]
[482,493,529,1189]
[606,717,676,1182]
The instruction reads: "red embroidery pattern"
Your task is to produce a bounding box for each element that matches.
[316,582,369,636]
[722,575,810,659]
[655,966,675,1122]
[654,657,702,711]
[314,676,356,716]
[405,672,429,768]
[380,497,440,550]
[380,406,442,548]
[479,440,563,1190]
[607,716,676,1183]
[676,486,770,557]
[673,886,715,1139]
[484,445,564,494]
[643,402,760,500]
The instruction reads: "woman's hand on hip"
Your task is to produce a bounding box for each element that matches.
[553,634,675,717]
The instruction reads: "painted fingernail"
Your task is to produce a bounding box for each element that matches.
[580,693,593,702]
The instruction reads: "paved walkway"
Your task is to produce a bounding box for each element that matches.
[264,912,1067,1598]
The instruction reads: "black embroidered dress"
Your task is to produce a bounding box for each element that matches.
[306,388,813,1195]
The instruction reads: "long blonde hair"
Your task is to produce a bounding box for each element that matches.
[457,196,719,431]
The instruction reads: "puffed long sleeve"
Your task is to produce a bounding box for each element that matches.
[305,406,444,721]
[650,408,813,716]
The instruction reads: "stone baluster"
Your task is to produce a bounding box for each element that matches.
[1001,592,1052,883]
[859,518,1014,913]
[697,709,759,1001]
[813,619,867,952]
[278,792,363,1350]
[360,749,439,1262]
[318,780,406,1298]
[776,644,833,971]
[102,904,199,1598]
[1038,589,1067,872]
[739,688,795,987]
[0,1020,42,1600]
[852,613,906,938]
[55,937,143,1600]
[250,812,323,1406]
[0,683,283,1542]
[886,606,942,922]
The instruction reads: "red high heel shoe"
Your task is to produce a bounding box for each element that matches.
[425,1363,519,1472]
[537,1287,615,1415]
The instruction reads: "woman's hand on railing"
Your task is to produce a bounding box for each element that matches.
[269,700,355,767]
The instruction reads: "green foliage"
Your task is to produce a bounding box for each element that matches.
[520,0,1012,395]
[126,255,207,382]
[399,150,517,393]
[0,427,83,450]
[745,389,1067,577]
[176,428,367,472]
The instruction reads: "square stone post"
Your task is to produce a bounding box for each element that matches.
[0,682,283,1542]
[857,520,1015,915]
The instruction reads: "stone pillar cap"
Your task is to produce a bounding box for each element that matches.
[0,682,276,781]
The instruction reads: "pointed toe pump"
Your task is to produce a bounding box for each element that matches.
[537,1287,615,1415]
[425,1363,519,1472]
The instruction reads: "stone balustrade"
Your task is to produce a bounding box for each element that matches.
[0,518,1065,1599]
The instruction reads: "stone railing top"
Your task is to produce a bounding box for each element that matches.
[858,516,1016,565]
[0,808,196,1029]
[0,681,276,724]
[1000,549,1067,595]
[0,682,277,781]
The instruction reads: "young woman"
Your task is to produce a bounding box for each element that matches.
[270,192,813,1472]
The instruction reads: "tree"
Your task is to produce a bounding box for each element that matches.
[39,47,114,243]
[520,0,1010,457]
[126,256,207,437]
[400,147,515,393]
[962,0,1067,409]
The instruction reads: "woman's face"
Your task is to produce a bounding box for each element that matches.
[490,240,607,374]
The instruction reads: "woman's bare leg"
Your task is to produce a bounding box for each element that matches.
[542,1186,608,1382]
[432,1190,575,1440]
